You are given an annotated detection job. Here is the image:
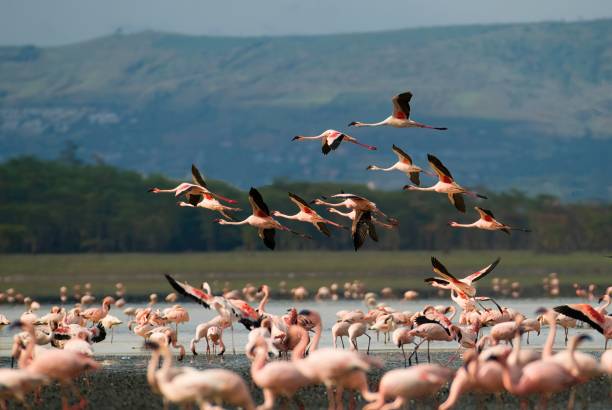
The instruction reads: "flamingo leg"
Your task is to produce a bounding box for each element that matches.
[326,385,335,410]
[365,333,371,355]
[427,340,431,363]
[401,344,408,367]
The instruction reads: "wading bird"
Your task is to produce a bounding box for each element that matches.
[215,188,311,250]
[348,91,447,130]
[404,154,487,212]
[449,206,531,234]
[366,145,432,185]
[272,192,346,237]
[292,129,377,155]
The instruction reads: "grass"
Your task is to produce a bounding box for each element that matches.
[0,251,609,299]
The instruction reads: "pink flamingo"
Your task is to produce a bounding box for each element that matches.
[403,154,487,212]
[392,327,417,367]
[425,256,501,299]
[272,192,346,236]
[292,129,376,155]
[348,91,447,130]
[363,364,453,410]
[148,164,237,208]
[297,309,323,352]
[249,335,311,409]
[80,296,114,325]
[162,304,190,336]
[366,144,433,185]
[190,315,230,355]
[449,206,531,234]
[554,303,612,348]
[214,187,311,250]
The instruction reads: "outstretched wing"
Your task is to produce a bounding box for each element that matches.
[191,164,209,189]
[427,154,454,182]
[328,133,345,151]
[449,193,466,213]
[391,92,412,119]
[463,257,501,283]
[409,172,421,186]
[259,228,276,250]
[553,305,604,334]
[288,192,316,214]
[315,222,331,237]
[391,144,413,165]
[352,210,371,251]
[249,187,270,217]
[165,274,212,308]
[424,277,450,285]
[414,315,451,336]
[475,207,496,221]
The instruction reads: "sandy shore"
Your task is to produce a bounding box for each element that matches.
[2,352,610,409]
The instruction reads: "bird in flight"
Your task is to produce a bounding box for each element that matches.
[292,129,376,155]
[348,91,447,130]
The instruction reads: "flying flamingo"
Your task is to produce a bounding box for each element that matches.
[425,256,501,299]
[313,193,397,250]
[403,154,487,212]
[348,91,447,130]
[215,187,311,250]
[249,336,312,409]
[148,164,238,211]
[449,206,531,234]
[366,144,432,185]
[292,129,376,155]
[271,192,346,237]
[363,364,454,410]
[553,303,612,348]
[327,208,397,230]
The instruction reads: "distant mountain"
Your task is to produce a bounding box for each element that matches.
[0,20,611,200]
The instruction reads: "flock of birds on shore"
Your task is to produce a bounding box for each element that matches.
[1,90,611,410]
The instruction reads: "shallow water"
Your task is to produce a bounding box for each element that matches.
[0,297,607,355]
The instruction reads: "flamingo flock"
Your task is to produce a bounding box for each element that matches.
[1,86,609,410]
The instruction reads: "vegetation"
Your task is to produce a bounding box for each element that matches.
[1,20,612,199]
[1,157,611,254]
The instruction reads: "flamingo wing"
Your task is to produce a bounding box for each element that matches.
[475,207,496,220]
[249,187,271,217]
[431,257,473,296]
[553,304,604,334]
[165,274,212,308]
[315,222,331,237]
[427,154,454,182]
[449,193,466,213]
[288,192,316,214]
[328,133,345,151]
[391,92,412,119]
[191,164,209,189]
[463,257,501,283]
[424,277,450,285]
[409,172,421,186]
[352,210,371,251]
[332,193,368,201]
[392,144,413,165]
[259,228,276,250]
[187,193,203,206]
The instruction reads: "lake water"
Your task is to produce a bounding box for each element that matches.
[0,297,606,356]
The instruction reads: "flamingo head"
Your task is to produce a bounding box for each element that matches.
[271,210,281,216]
[448,221,459,227]
[291,136,301,141]
[348,121,358,127]
[147,187,160,193]
[102,296,115,307]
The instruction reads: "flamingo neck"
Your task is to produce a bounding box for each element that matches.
[542,313,557,359]
[291,328,310,361]
[146,350,160,390]
[450,222,477,228]
[219,218,250,225]
[250,344,268,382]
[274,212,298,220]
[354,120,388,127]
[369,165,395,171]
[257,288,270,314]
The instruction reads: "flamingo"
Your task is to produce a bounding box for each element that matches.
[332,320,351,349]
[348,91,447,130]
[553,303,612,348]
[249,336,311,409]
[80,296,114,325]
[148,164,238,209]
[297,309,323,352]
[403,154,487,212]
[214,187,311,250]
[366,144,432,185]
[146,341,255,410]
[392,327,417,367]
[348,321,372,354]
[327,208,397,230]
[449,206,531,234]
[363,364,453,410]
[190,316,231,356]
[409,315,462,363]
[313,193,397,250]
[292,129,376,154]
[425,256,501,299]
[162,304,190,336]
[271,192,346,237]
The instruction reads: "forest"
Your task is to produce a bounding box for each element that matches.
[1,155,610,254]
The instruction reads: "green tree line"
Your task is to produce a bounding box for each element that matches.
[1,156,610,253]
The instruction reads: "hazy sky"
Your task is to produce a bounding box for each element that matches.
[2,0,612,46]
